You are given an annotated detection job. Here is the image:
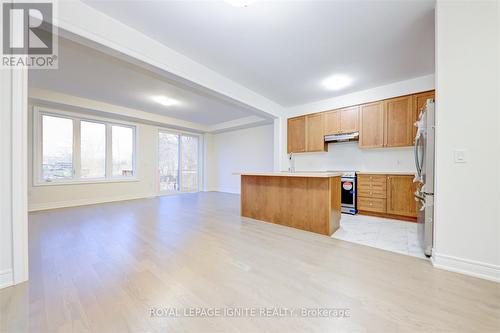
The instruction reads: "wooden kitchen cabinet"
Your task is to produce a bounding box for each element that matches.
[287,90,434,153]
[324,106,359,136]
[287,114,326,153]
[358,173,417,220]
[412,90,435,142]
[386,175,417,218]
[339,106,359,133]
[384,96,413,147]
[287,116,306,153]
[359,101,384,148]
[306,113,327,152]
[357,174,387,213]
[324,110,340,136]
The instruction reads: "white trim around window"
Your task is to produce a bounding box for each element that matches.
[33,106,138,186]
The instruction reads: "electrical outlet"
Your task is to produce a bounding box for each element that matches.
[453,149,467,163]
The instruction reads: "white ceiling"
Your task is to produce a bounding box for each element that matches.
[29,38,262,125]
[82,0,435,107]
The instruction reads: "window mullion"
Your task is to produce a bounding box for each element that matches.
[106,124,112,179]
[73,119,81,179]
[178,134,182,192]
[36,110,43,183]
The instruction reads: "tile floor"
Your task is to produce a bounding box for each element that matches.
[332,213,427,259]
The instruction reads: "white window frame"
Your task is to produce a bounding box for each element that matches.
[33,106,138,186]
[157,127,201,195]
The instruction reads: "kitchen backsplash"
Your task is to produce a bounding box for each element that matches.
[292,141,414,172]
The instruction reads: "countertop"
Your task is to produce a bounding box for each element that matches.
[356,171,416,175]
[236,171,415,177]
[237,172,343,178]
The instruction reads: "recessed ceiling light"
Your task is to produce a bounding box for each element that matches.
[152,95,179,107]
[225,0,255,7]
[322,74,353,91]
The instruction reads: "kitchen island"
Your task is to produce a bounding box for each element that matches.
[240,172,342,236]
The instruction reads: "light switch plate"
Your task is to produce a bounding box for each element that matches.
[454,149,467,163]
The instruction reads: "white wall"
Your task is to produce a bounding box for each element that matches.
[277,75,435,172]
[292,144,414,173]
[1,67,29,289]
[1,69,14,288]
[433,0,500,281]
[206,125,274,194]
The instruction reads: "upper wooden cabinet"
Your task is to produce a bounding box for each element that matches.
[412,90,435,142]
[359,101,385,148]
[386,175,417,217]
[339,106,359,133]
[287,116,306,153]
[287,90,434,153]
[287,114,326,153]
[324,106,359,136]
[324,110,340,136]
[384,96,413,147]
[306,113,327,152]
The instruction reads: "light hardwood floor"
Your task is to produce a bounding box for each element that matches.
[1,192,499,332]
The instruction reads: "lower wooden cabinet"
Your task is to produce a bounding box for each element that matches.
[387,175,417,218]
[358,196,386,213]
[357,174,417,220]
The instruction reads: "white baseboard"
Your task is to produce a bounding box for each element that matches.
[214,186,240,194]
[0,269,13,289]
[432,252,500,283]
[28,193,155,212]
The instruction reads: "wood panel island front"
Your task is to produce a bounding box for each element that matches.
[240,172,342,236]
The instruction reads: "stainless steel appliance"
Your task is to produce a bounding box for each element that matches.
[340,171,357,214]
[324,132,359,143]
[414,100,435,257]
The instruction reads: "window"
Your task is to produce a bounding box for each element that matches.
[180,135,198,192]
[81,121,106,179]
[158,132,179,191]
[158,131,199,193]
[112,125,134,177]
[35,108,136,184]
[42,115,73,181]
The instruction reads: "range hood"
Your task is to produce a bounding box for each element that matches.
[324,132,359,143]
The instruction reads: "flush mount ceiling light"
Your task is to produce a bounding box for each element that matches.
[322,74,353,91]
[152,95,180,107]
[224,0,255,7]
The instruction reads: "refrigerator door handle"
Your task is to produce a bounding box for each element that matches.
[414,134,422,178]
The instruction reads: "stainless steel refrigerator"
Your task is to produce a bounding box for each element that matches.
[414,99,435,257]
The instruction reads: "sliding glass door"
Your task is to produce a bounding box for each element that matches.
[158,131,199,193]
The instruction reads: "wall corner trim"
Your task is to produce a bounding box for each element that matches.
[432,252,500,283]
